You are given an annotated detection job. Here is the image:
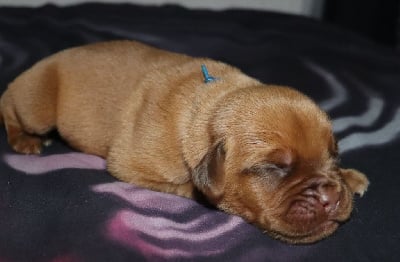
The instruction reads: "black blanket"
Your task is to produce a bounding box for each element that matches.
[0,3,399,262]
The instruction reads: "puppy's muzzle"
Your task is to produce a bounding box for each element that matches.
[285,177,342,230]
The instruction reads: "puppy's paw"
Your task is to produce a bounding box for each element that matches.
[340,168,369,197]
[9,133,43,154]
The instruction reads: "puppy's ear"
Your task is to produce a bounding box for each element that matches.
[191,142,226,203]
[340,168,369,197]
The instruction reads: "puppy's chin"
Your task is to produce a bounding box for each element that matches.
[269,219,340,244]
[219,197,347,244]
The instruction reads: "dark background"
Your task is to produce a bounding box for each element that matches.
[0,2,399,261]
[323,0,400,49]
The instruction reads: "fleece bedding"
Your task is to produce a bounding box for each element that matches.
[0,3,399,262]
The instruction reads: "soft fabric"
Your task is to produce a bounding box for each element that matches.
[0,3,399,261]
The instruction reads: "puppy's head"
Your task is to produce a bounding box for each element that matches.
[192,86,369,244]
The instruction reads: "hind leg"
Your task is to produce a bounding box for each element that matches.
[1,92,53,154]
[1,62,57,154]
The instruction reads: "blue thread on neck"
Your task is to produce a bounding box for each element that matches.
[201,64,217,83]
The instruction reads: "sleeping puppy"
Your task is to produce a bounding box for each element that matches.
[0,40,369,244]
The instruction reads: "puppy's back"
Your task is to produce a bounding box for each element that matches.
[1,41,193,155]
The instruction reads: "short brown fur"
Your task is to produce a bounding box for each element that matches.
[0,40,369,243]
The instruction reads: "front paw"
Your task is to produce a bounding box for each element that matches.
[340,168,369,197]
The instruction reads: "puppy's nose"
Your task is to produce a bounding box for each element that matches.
[303,180,340,213]
[318,185,340,213]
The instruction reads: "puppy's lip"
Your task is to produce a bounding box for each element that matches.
[272,219,340,244]
[309,219,340,241]
[273,193,346,243]
[285,194,346,225]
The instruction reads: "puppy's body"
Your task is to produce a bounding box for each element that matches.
[0,40,369,243]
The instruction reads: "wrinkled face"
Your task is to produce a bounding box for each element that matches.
[216,136,358,244]
[193,87,369,244]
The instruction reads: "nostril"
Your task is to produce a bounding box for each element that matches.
[302,181,340,213]
[321,198,335,212]
[320,193,330,206]
[319,186,340,213]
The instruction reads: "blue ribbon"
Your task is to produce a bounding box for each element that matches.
[201,64,217,83]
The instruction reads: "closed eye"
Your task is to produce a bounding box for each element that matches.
[244,163,291,178]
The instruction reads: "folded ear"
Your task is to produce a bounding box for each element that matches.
[340,168,369,197]
[191,142,226,204]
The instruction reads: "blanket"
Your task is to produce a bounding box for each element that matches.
[0,3,399,262]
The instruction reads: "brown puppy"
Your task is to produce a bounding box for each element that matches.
[0,40,369,244]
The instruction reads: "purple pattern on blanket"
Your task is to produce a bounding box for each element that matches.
[3,152,106,174]
[93,182,251,260]
[3,151,264,260]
